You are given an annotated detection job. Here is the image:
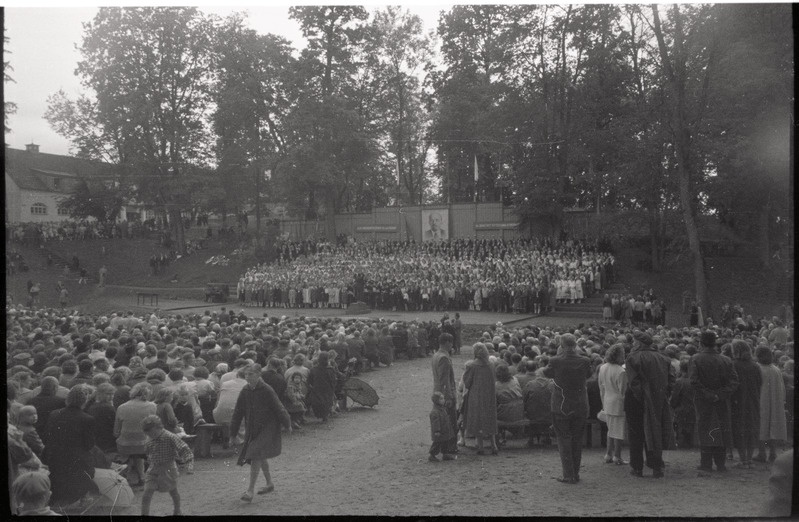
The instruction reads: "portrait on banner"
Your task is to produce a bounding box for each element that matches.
[422,209,448,241]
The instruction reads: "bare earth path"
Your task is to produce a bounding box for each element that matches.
[118,351,771,517]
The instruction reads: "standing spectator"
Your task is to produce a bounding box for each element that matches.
[543,334,591,483]
[229,364,292,503]
[753,346,787,463]
[598,344,628,465]
[307,352,337,423]
[428,392,455,462]
[688,331,739,472]
[730,340,762,468]
[669,360,696,448]
[452,313,463,355]
[463,342,499,456]
[431,333,458,459]
[624,330,674,479]
[42,384,98,507]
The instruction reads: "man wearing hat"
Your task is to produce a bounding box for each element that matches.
[688,330,739,472]
[624,329,674,478]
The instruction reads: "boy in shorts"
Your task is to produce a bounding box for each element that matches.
[141,414,194,516]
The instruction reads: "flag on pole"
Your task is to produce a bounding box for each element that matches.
[473,154,478,203]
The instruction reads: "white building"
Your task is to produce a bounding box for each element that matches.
[5,144,151,223]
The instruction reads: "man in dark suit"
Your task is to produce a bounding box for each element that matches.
[543,333,592,484]
[688,330,739,472]
[625,330,675,478]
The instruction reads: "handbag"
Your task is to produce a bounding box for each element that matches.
[597,410,608,423]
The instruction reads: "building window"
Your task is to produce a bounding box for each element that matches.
[52,177,61,190]
[57,206,70,216]
[30,203,48,215]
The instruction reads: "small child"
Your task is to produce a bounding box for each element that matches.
[429,391,456,462]
[12,471,61,516]
[140,414,194,516]
[16,405,45,458]
[285,372,307,430]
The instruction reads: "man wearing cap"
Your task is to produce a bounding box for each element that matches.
[688,330,739,472]
[624,330,674,478]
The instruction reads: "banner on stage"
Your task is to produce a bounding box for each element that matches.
[474,222,519,230]
[356,225,398,232]
[422,208,448,241]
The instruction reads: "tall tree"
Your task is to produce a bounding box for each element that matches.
[650,4,719,314]
[46,7,217,253]
[285,6,371,239]
[213,13,295,244]
[362,6,433,205]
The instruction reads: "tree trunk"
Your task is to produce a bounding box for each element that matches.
[649,207,660,272]
[169,207,186,254]
[254,162,262,248]
[652,4,711,314]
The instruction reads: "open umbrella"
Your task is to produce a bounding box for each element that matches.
[342,377,379,407]
[87,468,135,511]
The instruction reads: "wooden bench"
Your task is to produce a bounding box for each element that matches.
[136,292,159,306]
[497,419,553,446]
[193,423,226,458]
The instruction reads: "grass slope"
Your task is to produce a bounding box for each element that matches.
[6,236,793,324]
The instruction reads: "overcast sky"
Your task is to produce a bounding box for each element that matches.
[3,3,451,156]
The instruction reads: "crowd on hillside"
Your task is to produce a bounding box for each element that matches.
[6,299,793,513]
[5,220,163,245]
[238,238,615,314]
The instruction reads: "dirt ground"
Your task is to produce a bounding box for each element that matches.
[57,296,780,517]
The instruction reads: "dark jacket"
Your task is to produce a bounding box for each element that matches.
[543,351,592,417]
[262,370,287,401]
[43,405,97,505]
[731,359,762,447]
[625,345,675,452]
[230,379,291,464]
[430,404,454,442]
[28,395,66,439]
[688,347,739,447]
[86,401,118,452]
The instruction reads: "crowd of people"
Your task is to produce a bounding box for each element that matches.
[6,297,794,513]
[238,238,615,314]
[5,219,161,245]
[4,303,470,513]
[425,316,793,496]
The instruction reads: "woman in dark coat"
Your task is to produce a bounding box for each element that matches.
[730,340,762,468]
[377,327,395,366]
[363,328,380,369]
[307,352,337,422]
[43,384,99,507]
[463,342,498,455]
[229,364,291,502]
